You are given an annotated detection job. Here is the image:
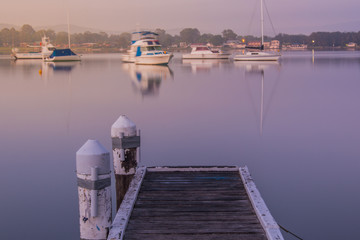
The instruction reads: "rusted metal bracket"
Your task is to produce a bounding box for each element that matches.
[112,136,140,149]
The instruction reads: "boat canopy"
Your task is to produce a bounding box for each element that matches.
[132,31,159,36]
[131,31,159,44]
[49,49,77,58]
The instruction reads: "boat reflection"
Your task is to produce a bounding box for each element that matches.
[45,61,79,72]
[233,60,280,73]
[237,61,280,136]
[39,61,80,82]
[11,59,79,74]
[122,63,173,97]
[182,59,230,74]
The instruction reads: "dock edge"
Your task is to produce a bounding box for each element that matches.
[239,166,284,240]
[107,166,146,240]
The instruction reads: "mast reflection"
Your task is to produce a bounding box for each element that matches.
[235,61,280,136]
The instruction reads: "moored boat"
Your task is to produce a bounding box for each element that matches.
[234,51,280,61]
[122,31,172,65]
[44,49,81,62]
[234,0,280,61]
[12,36,56,60]
[182,44,230,59]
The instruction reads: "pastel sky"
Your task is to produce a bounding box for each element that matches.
[1,0,360,35]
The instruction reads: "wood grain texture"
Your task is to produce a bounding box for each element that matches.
[124,170,267,240]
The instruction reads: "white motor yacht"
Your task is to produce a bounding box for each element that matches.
[12,36,56,60]
[182,45,230,59]
[234,51,280,61]
[122,31,173,65]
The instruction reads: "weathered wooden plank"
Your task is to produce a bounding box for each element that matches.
[146,166,239,172]
[125,233,266,240]
[125,221,265,230]
[127,215,260,222]
[124,228,265,234]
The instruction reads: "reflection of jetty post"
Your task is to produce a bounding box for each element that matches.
[111,115,140,210]
[76,140,112,240]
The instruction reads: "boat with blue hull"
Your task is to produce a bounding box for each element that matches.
[44,49,81,62]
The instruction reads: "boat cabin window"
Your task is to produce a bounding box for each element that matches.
[145,46,162,51]
[195,46,209,51]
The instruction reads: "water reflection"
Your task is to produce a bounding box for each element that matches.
[235,61,281,136]
[281,50,360,66]
[45,62,79,72]
[181,59,230,74]
[10,59,42,75]
[234,60,280,73]
[122,63,173,97]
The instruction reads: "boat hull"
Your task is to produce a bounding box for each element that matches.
[122,54,172,65]
[134,54,172,65]
[122,54,135,63]
[182,53,230,59]
[13,52,52,60]
[44,55,81,62]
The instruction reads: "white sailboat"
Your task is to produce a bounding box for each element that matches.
[44,12,81,62]
[234,0,280,61]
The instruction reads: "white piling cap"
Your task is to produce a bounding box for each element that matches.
[76,139,110,175]
[111,115,137,137]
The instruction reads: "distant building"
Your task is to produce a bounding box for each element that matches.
[282,44,307,50]
[270,40,280,49]
[247,41,261,48]
[263,42,270,48]
[225,40,246,49]
[179,42,188,48]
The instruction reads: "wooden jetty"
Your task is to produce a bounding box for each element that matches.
[108,166,283,240]
[75,117,284,240]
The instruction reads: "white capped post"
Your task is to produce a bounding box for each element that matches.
[76,140,112,240]
[111,115,140,210]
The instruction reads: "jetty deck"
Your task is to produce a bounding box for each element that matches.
[108,166,283,240]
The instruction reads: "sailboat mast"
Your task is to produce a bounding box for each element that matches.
[260,0,264,46]
[260,70,264,136]
[67,11,71,49]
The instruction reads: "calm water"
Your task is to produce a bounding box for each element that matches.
[1,51,359,240]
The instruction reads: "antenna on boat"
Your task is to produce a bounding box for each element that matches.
[260,0,264,49]
[260,69,264,136]
[67,10,71,49]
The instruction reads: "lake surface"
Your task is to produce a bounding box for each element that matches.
[1,51,359,240]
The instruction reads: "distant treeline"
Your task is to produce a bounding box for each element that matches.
[1,24,360,48]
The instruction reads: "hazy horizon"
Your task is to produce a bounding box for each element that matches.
[1,0,360,36]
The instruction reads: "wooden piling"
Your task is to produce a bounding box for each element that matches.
[76,140,112,240]
[111,115,140,210]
